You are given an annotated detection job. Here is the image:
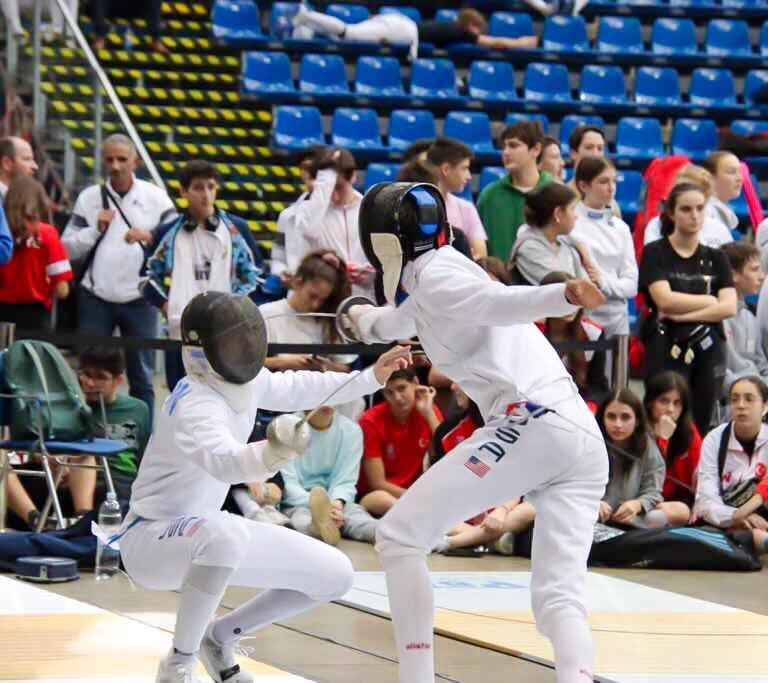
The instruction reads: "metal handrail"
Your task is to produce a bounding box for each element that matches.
[31,0,166,190]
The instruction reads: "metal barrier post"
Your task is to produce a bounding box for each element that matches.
[613,334,629,389]
[6,24,18,77]
[93,73,103,182]
[32,0,44,132]
[0,322,16,533]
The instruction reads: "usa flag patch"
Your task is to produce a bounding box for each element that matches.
[464,456,490,478]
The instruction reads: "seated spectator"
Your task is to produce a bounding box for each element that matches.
[402,139,434,164]
[144,159,260,391]
[598,388,668,528]
[292,6,536,60]
[0,137,39,198]
[509,183,586,284]
[643,165,732,248]
[281,405,378,545]
[695,376,768,553]
[427,137,487,258]
[538,136,565,182]
[88,0,169,53]
[566,126,621,218]
[721,241,768,387]
[478,121,553,261]
[0,176,71,330]
[701,151,743,239]
[640,183,737,434]
[358,368,442,517]
[643,371,701,520]
[79,346,150,502]
[229,474,287,525]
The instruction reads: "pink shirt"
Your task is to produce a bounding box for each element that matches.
[445,193,487,243]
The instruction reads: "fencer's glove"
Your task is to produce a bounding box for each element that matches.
[346,304,382,344]
[262,413,311,471]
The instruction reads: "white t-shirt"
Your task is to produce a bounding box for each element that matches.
[643,198,735,248]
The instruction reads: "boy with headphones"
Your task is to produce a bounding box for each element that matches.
[144,160,261,390]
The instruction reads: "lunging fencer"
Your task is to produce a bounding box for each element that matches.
[345,182,610,683]
[115,291,411,683]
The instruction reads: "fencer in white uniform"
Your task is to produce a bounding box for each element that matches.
[116,291,410,683]
[347,183,609,683]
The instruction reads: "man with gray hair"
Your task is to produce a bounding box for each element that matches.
[0,137,39,198]
[62,133,176,419]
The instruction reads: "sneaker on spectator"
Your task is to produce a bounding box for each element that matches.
[309,487,340,546]
[155,653,197,683]
[199,622,255,683]
[493,532,516,556]
[262,504,291,526]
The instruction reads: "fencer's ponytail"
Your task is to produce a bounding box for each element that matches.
[295,249,351,341]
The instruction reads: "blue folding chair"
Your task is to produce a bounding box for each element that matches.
[270,2,301,38]
[435,9,458,22]
[326,3,368,23]
[524,63,572,103]
[542,16,589,52]
[388,109,436,150]
[505,112,550,133]
[364,163,399,191]
[380,5,421,22]
[690,68,737,107]
[634,66,681,106]
[355,56,404,97]
[444,112,495,154]
[489,12,534,38]
[331,108,384,150]
[468,61,517,101]
[597,16,644,54]
[560,115,606,156]
[242,52,295,94]
[744,70,768,106]
[410,59,458,99]
[211,0,263,41]
[671,118,718,159]
[479,167,506,193]
[615,117,664,159]
[580,65,626,104]
[731,120,768,134]
[274,105,325,149]
[299,54,349,94]
[651,18,698,55]
[615,170,643,216]
[706,19,752,56]
[762,22,768,56]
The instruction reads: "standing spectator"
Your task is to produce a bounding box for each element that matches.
[144,160,259,391]
[88,0,169,53]
[701,151,743,240]
[721,241,768,387]
[640,183,737,434]
[403,139,434,164]
[357,368,442,517]
[62,134,176,416]
[477,121,553,261]
[0,198,11,266]
[427,137,487,258]
[281,405,378,545]
[0,137,39,199]
[567,126,621,218]
[0,177,71,329]
[0,0,26,41]
[538,136,565,182]
[695,376,768,552]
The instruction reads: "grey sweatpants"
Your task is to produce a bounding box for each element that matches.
[286,502,378,543]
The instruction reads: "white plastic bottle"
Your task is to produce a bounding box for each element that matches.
[95,493,122,580]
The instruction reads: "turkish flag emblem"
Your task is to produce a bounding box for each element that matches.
[756,463,767,479]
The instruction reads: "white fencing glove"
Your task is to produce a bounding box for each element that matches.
[347,304,388,344]
[262,413,311,471]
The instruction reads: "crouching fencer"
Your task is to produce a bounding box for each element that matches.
[345,182,609,683]
[115,291,411,683]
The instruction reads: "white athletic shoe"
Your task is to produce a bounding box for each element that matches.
[199,623,255,683]
[155,654,198,683]
[309,486,341,546]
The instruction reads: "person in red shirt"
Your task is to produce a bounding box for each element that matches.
[0,176,71,329]
[358,367,442,517]
[643,370,702,525]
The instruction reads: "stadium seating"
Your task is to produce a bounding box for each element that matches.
[671,118,718,158]
[435,9,458,22]
[705,19,752,56]
[468,61,517,101]
[560,115,606,155]
[523,63,572,103]
[579,65,626,104]
[505,112,550,132]
[331,107,384,150]
[243,52,295,94]
[616,170,643,217]
[326,4,368,23]
[364,162,398,190]
[270,2,300,39]
[489,12,535,39]
[211,0,262,41]
[443,112,495,154]
[388,109,436,149]
[689,68,737,106]
[299,54,349,94]
[744,70,768,105]
[651,18,698,55]
[633,66,681,106]
[615,117,665,159]
[479,166,506,193]
[274,105,325,149]
[731,119,768,134]
[355,56,404,97]
[410,59,458,99]
[379,5,421,22]
[542,16,589,52]
[597,16,644,54]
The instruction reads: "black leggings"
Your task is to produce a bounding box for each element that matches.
[644,332,725,435]
[88,0,163,38]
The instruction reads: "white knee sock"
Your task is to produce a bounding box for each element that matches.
[633,508,668,529]
[378,549,435,683]
[212,589,322,644]
[294,9,346,36]
[173,565,233,654]
[232,487,261,518]
[549,614,595,683]
[0,0,24,34]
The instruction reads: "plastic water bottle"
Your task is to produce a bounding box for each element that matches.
[95,493,122,581]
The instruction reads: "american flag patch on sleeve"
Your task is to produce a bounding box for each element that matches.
[464,456,490,478]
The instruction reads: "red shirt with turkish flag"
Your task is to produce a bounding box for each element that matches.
[357,401,443,496]
[656,423,702,503]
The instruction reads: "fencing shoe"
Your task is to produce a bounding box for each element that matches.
[200,623,255,683]
[155,653,197,683]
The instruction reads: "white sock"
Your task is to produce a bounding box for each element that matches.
[212,588,322,644]
[549,614,595,682]
[294,8,346,36]
[173,565,233,654]
[379,549,435,683]
[232,488,261,518]
[633,509,668,529]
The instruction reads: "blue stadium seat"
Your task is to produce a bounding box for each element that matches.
[331,108,383,150]
[651,18,697,55]
[274,106,325,149]
[615,117,664,159]
[615,170,643,216]
[380,5,421,22]
[730,174,759,218]
[580,65,626,104]
[410,59,458,99]
[355,56,404,97]
[671,118,718,159]
[489,12,534,38]
[524,63,572,103]
[597,16,644,54]
[560,115,606,156]
[243,52,295,94]
[744,70,768,105]
[435,9,458,21]
[468,61,517,101]
[479,167,506,193]
[299,54,349,94]
[388,109,437,150]
[270,2,300,38]
[326,3,368,23]
[443,112,495,154]
[634,66,681,106]
[762,22,768,56]
[364,163,399,191]
[542,16,589,52]
[505,113,550,132]
[706,19,752,56]
[690,68,737,107]
[731,119,768,134]
[212,0,263,40]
